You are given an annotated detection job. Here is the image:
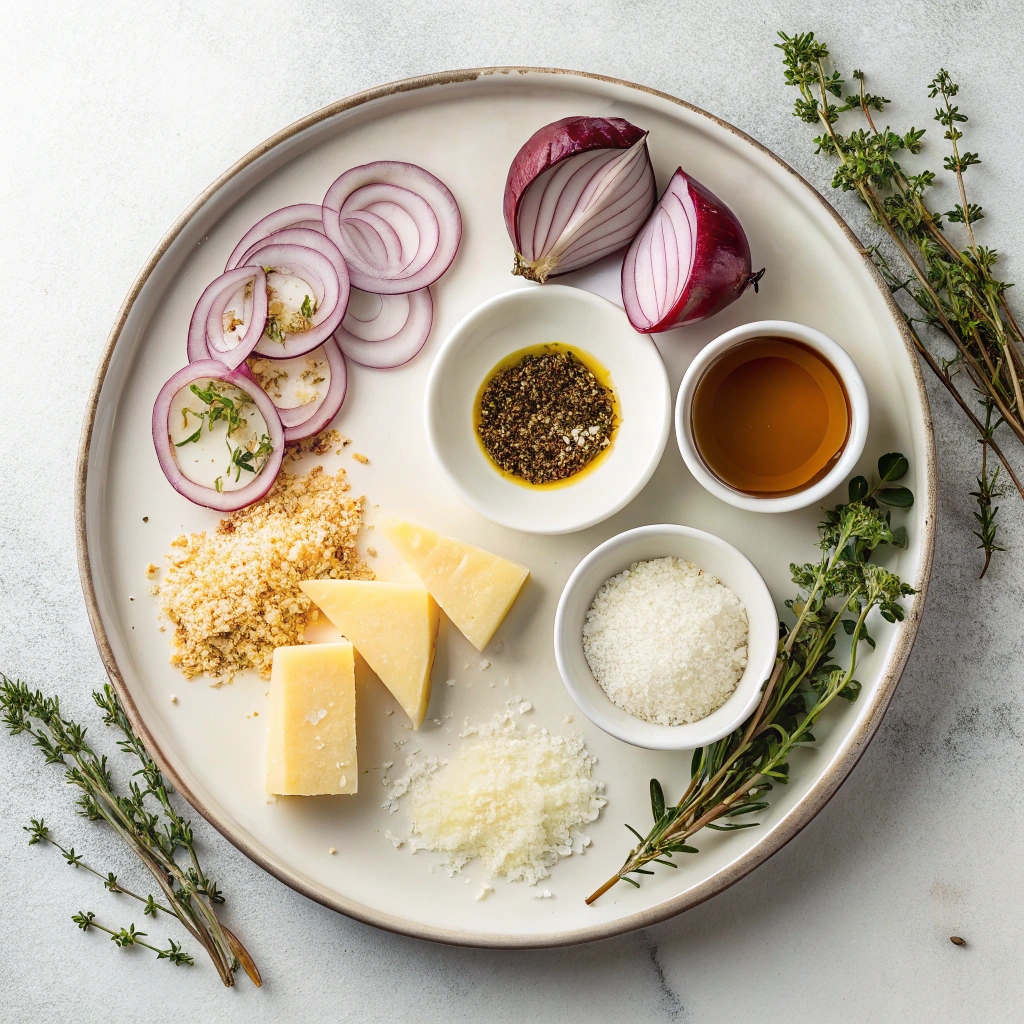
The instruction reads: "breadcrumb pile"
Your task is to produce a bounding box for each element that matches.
[154,466,372,682]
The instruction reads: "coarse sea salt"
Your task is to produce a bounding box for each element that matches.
[582,556,748,726]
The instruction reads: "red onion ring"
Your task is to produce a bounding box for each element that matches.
[152,360,284,512]
[247,338,349,441]
[241,241,349,358]
[225,204,325,270]
[234,226,348,292]
[335,287,432,368]
[186,267,268,370]
[322,161,461,294]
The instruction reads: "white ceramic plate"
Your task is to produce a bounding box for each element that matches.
[77,68,935,949]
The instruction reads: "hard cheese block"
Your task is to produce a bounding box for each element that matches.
[382,520,530,651]
[266,642,357,796]
[300,580,439,728]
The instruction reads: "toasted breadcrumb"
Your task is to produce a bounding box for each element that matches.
[157,467,373,682]
[352,452,369,464]
[286,429,344,461]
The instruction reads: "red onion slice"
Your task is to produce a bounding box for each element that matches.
[323,161,461,294]
[234,226,348,292]
[186,267,268,370]
[622,167,756,333]
[335,287,432,368]
[225,204,326,270]
[247,338,348,441]
[152,360,284,511]
[240,241,349,357]
[504,116,656,283]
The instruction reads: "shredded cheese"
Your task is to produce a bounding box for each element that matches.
[385,711,605,884]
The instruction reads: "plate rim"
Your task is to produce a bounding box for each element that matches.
[75,66,937,949]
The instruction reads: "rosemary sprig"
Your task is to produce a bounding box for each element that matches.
[587,454,914,903]
[776,31,1024,575]
[0,677,261,988]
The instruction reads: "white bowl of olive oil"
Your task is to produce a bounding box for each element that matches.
[425,286,671,535]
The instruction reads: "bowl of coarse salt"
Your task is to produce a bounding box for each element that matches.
[553,524,779,750]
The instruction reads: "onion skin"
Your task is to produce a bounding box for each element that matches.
[504,116,652,283]
[622,167,755,333]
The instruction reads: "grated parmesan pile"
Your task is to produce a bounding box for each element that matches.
[385,711,606,884]
[582,557,748,726]
[153,466,372,682]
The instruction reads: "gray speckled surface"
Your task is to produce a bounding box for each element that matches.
[2,0,1023,1019]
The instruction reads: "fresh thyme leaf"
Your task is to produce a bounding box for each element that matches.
[174,427,203,447]
[300,294,315,319]
[0,677,261,988]
[586,456,914,904]
[650,779,666,823]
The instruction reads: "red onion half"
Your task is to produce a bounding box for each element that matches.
[622,167,759,333]
[225,204,325,270]
[322,161,462,294]
[186,267,268,370]
[335,287,432,368]
[503,116,656,284]
[152,360,284,511]
[247,338,348,441]
[241,240,350,358]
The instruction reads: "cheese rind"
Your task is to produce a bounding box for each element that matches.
[382,520,530,651]
[266,642,357,796]
[299,580,438,728]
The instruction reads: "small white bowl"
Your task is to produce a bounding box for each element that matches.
[553,524,778,750]
[424,286,671,535]
[675,320,869,513]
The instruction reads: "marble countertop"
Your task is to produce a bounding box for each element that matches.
[2,0,1021,1019]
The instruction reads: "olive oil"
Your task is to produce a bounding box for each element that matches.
[691,336,850,497]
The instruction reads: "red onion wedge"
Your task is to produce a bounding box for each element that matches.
[247,338,348,441]
[152,360,284,512]
[622,167,762,333]
[241,239,350,358]
[335,287,433,368]
[225,204,325,270]
[186,267,268,370]
[503,116,656,284]
[322,162,462,294]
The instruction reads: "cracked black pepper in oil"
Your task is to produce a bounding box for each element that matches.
[476,343,618,486]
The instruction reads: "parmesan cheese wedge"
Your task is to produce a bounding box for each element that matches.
[299,580,439,728]
[382,520,530,651]
[266,642,357,796]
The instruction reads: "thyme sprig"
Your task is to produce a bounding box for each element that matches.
[777,31,1024,576]
[587,454,914,904]
[0,677,261,988]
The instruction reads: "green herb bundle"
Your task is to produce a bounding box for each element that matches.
[0,678,260,987]
[587,455,913,903]
[777,31,1023,576]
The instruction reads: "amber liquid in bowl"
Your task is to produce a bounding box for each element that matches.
[691,336,851,497]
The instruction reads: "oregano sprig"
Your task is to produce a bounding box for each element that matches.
[587,454,914,903]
